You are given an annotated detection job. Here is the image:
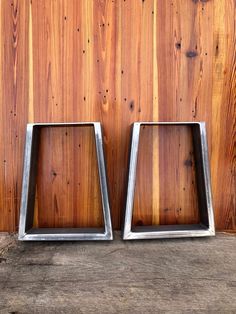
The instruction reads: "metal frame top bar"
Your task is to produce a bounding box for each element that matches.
[27,122,97,126]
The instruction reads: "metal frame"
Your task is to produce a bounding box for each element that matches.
[123,122,215,240]
[18,122,113,241]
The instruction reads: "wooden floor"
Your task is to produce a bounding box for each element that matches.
[0,233,236,313]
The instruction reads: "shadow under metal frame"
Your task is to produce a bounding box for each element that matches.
[123,122,215,240]
[18,122,113,241]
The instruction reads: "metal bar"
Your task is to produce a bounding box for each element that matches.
[123,124,140,238]
[18,122,113,241]
[93,123,113,240]
[123,121,215,240]
[18,124,34,238]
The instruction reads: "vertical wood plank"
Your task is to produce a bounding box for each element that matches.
[122,0,154,227]
[152,0,160,225]
[0,0,29,231]
[92,0,122,228]
[211,0,236,231]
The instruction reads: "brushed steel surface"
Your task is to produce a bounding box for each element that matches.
[123,122,215,240]
[18,122,113,241]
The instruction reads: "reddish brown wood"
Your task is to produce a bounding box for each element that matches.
[0,0,235,232]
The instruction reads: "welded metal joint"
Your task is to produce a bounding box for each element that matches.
[123,122,215,240]
[18,122,113,241]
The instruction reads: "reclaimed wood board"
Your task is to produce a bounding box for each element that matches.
[0,233,236,312]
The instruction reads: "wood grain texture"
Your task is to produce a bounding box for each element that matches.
[0,0,235,231]
[0,0,29,231]
[211,0,236,231]
[35,126,103,228]
[133,125,200,227]
[1,233,236,313]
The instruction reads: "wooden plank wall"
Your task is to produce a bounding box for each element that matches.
[0,0,235,232]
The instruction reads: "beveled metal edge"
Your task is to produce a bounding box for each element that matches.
[94,123,113,240]
[124,229,214,240]
[123,121,215,240]
[18,124,34,239]
[20,233,111,241]
[18,122,113,241]
[199,122,215,235]
[123,123,140,238]
[26,122,96,126]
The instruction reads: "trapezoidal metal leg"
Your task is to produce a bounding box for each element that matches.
[123,121,215,240]
[18,122,113,241]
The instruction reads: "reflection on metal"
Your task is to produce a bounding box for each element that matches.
[18,122,113,241]
[123,122,215,240]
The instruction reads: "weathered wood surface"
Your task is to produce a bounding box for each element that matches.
[0,233,236,313]
[0,0,235,232]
